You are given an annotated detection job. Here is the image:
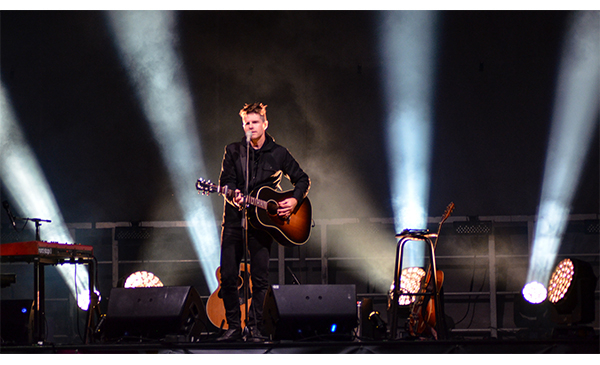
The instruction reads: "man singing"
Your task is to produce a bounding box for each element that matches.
[216,102,310,341]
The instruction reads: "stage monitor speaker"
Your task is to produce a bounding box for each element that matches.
[263,284,357,340]
[0,299,33,345]
[103,286,208,342]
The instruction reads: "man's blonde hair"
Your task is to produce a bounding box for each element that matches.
[239,102,267,121]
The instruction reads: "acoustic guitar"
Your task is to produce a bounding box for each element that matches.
[206,263,252,330]
[407,202,454,338]
[196,178,312,247]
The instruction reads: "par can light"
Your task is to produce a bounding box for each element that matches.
[389,267,426,306]
[124,271,164,288]
[548,258,597,325]
[547,258,575,304]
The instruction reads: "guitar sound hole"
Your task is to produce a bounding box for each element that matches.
[266,200,279,216]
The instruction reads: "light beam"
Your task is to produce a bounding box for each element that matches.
[106,11,220,291]
[379,11,440,268]
[526,11,599,291]
[1,82,91,309]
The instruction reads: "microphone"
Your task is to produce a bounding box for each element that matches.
[2,201,16,227]
[245,130,252,143]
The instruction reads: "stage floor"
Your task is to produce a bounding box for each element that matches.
[1,336,598,354]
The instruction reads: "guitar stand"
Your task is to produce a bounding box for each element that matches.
[389,230,446,340]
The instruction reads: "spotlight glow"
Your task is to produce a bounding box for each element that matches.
[76,289,101,311]
[522,281,547,304]
[379,11,440,268]
[527,12,599,287]
[1,82,90,305]
[106,11,220,291]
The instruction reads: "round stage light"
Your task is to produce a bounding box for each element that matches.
[547,258,598,325]
[547,258,575,304]
[124,271,164,288]
[522,281,547,304]
[390,267,426,306]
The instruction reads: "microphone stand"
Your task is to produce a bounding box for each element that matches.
[2,201,50,240]
[30,218,52,241]
[241,131,252,339]
[286,265,302,285]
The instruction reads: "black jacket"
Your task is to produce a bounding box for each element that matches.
[218,133,310,227]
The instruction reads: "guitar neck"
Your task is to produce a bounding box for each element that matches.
[246,195,267,210]
[432,202,455,251]
[422,203,454,278]
[218,186,268,210]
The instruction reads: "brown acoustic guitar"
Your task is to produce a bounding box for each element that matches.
[407,202,454,338]
[196,178,312,247]
[206,263,252,330]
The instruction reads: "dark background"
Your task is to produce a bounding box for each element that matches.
[1,10,598,226]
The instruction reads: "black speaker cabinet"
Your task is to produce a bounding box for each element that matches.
[0,300,34,345]
[263,284,357,340]
[103,286,208,342]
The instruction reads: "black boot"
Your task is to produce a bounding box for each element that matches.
[216,328,243,342]
[246,326,268,342]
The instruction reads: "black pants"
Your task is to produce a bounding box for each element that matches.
[220,225,272,331]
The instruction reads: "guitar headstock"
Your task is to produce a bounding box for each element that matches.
[441,202,455,224]
[196,178,218,196]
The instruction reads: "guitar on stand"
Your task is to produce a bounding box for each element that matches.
[206,263,252,330]
[406,202,454,339]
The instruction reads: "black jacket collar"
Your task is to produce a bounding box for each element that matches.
[240,132,275,152]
